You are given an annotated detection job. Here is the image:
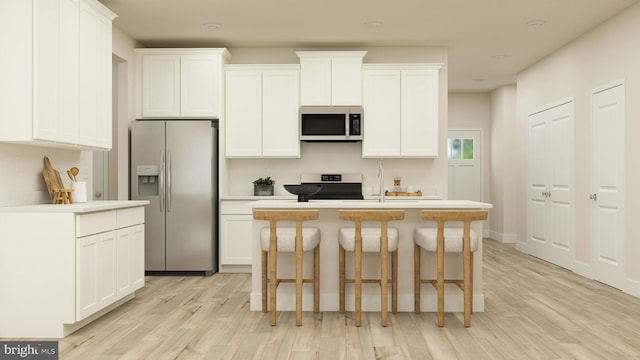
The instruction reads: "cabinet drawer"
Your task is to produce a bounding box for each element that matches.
[117,207,144,228]
[76,211,117,237]
[220,201,252,215]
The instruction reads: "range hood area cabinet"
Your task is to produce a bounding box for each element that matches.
[362,64,442,158]
[296,51,367,106]
[0,0,116,150]
[135,48,230,119]
[225,65,301,158]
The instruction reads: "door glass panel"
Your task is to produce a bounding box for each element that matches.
[463,138,474,159]
[450,138,461,160]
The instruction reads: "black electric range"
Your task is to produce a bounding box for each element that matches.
[300,173,364,200]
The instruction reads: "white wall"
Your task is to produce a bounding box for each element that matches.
[489,86,517,242]
[516,3,640,291]
[222,47,449,198]
[111,26,140,200]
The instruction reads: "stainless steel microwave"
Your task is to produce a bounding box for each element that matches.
[299,106,363,141]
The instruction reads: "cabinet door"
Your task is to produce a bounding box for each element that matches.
[262,69,300,157]
[220,215,253,265]
[362,69,401,157]
[225,70,262,157]
[78,0,112,149]
[331,57,362,106]
[400,69,438,157]
[58,0,80,144]
[142,55,181,118]
[32,0,61,142]
[181,55,220,117]
[77,231,116,321]
[116,224,145,299]
[299,57,331,105]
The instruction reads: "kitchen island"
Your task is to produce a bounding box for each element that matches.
[247,199,492,313]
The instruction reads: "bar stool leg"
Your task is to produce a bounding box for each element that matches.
[295,223,303,326]
[463,222,472,327]
[414,243,421,313]
[314,245,320,313]
[262,250,268,313]
[355,224,363,327]
[269,229,278,326]
[392,248,398,314]
[339,244,345,313]
[436,224,445,327]
[380,223,389,327]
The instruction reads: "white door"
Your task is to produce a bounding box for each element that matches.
[527,100,574,270]
[591,82,625,289]
[447,130,481,201]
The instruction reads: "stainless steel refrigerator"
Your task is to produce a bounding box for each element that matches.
[130,120,217,275]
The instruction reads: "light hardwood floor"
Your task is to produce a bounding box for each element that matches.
[21,240,640,359]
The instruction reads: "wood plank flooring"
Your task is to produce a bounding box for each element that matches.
[16,240,640,359]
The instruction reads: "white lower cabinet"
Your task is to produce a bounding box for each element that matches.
[77,231,117,320]
[220,201,253,272]
[75,209,145,321]
[0,203,146,338]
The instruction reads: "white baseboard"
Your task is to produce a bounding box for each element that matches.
[572,260,593,279]
[625,277,640,298]
[488,230,517,244]
[515,241,528,253]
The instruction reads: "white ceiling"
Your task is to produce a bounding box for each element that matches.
[99,0,638,92]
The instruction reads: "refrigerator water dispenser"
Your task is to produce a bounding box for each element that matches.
[136,165,159,195]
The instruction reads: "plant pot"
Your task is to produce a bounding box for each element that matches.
[254,184,274,196]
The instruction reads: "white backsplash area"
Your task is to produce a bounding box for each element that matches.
[0,143,92,207]
[222,142,447,197]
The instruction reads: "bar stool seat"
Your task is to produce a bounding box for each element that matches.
[414,209,488,327]
[253,209,320,326]
[260,227,321,252]
[338,209,405,327]
[413,228,479,252]
[338,227,399,252]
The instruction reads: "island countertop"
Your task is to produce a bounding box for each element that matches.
[247,199,492,209]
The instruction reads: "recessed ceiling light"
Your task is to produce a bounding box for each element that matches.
[364,21,383,29]
[491,54,508,60]
[203,22,222,30]
[526,20,546,27]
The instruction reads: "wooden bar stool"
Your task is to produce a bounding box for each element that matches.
[338,209,405,327]
[253,209,320,326]
[414,209,488,327]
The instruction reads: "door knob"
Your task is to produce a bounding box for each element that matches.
[589,193,597,201]
[95,191,102,198]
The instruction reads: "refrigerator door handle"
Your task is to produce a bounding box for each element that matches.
[167,150,172,212]
[159,150,165,212]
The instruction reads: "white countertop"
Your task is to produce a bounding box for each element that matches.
[0,200,150,213]
[221,195,443,201]
[247,199,491,209]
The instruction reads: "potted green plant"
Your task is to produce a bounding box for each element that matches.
[253,176,275,196]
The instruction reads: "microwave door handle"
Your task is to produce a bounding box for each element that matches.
[345,115,350,137]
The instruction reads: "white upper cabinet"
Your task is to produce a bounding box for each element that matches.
[296,51,366,106]
[136,49,230,119]
[362,64,441,158]
[225,65,300,158]
[0,0,115,150]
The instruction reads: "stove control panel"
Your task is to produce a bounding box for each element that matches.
[321,174,342,182]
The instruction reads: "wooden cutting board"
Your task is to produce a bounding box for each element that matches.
[43,156,73,203]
